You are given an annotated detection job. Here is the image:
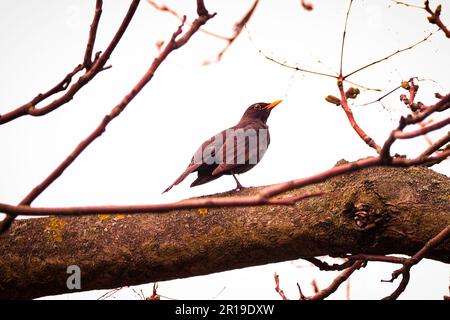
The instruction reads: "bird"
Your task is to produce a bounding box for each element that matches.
[163,100,282,193]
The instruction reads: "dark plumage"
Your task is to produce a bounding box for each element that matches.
[163,100,282,193]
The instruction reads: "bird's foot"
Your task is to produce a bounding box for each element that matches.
[233,185,246,192]
[232,174,246,192]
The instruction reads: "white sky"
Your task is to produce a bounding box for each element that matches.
[1,0,449,299]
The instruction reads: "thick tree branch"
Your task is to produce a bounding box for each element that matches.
[0,165,449,299]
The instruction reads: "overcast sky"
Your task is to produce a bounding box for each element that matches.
[1,0,449,299]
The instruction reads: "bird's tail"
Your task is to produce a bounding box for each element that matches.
[162,164,199,193]
[190,173,222,187]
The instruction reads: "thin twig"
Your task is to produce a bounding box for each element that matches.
[357,85,402,107]
[383,225,450,300]
[425,1,450,38]
[274,273,289,300]
[204,0,260,64]
[84,0,103,69]
[344,32,434,79]
[146,0,229,41]
[340,0,354,76]
[308,260,365,300]
[390,0,424,9]
[420,131,450,157]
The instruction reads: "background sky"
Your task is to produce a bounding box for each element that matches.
[0,0,449,299]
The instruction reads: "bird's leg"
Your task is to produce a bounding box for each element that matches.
[232,174,245,191]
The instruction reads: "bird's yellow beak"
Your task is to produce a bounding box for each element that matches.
[265,99,282,110]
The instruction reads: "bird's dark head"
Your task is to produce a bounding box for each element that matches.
[240,100,282,124]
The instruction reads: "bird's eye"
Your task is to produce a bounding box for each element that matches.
[254,104,262,110]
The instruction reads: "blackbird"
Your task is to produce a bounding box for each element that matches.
[163,100,282,193]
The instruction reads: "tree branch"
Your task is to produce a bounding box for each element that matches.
[383,225,450,300]
[0,0,139,125]
[0,165,449,299]
[83,0,103,69]
[337,79,382,153]
[308,260,365,300]
[0,0,215,234]
[425,1,450,38]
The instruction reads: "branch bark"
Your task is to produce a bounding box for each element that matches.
[0,165,449,299]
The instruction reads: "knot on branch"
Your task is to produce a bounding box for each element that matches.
[352,203,384,230]
[342,186,390,232]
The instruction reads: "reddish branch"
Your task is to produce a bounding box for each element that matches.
[203,0,260,64]
[84,0,103,69]
[147,0,260,64]
[337,79,382,153]
[425,1,450,38]
[274,273,289,300]
[275,261,365,300]
[308,260,365,300]
[383,225,450,300]
[0,0,139,125]
[395,116,450,139]
[0,1,215,233]
[146,0,229,41]
[420,131,450,157]
[381,92,450,161]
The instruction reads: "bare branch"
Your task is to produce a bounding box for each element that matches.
[146,0,228,41]
[337,79,382,153]
[84,0,103,69]
[203,0,260,64]
[420,131,450,157]
[340,0,354,76]
[0,1,215,234]
[261,52,338,79]
[357,85,402,107]
[308,260,365,300]
[394,116,450,139]
[0,0,140,125]
[425,1,450,38]
[383,225,450,300]
[344,33,434,79]
[274,273,289,300]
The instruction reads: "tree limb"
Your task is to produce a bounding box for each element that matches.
[0,165,448,299]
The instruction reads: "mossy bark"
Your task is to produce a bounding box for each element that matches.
[0,165,449,299]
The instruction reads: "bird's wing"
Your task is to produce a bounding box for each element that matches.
[212,124,270,176]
